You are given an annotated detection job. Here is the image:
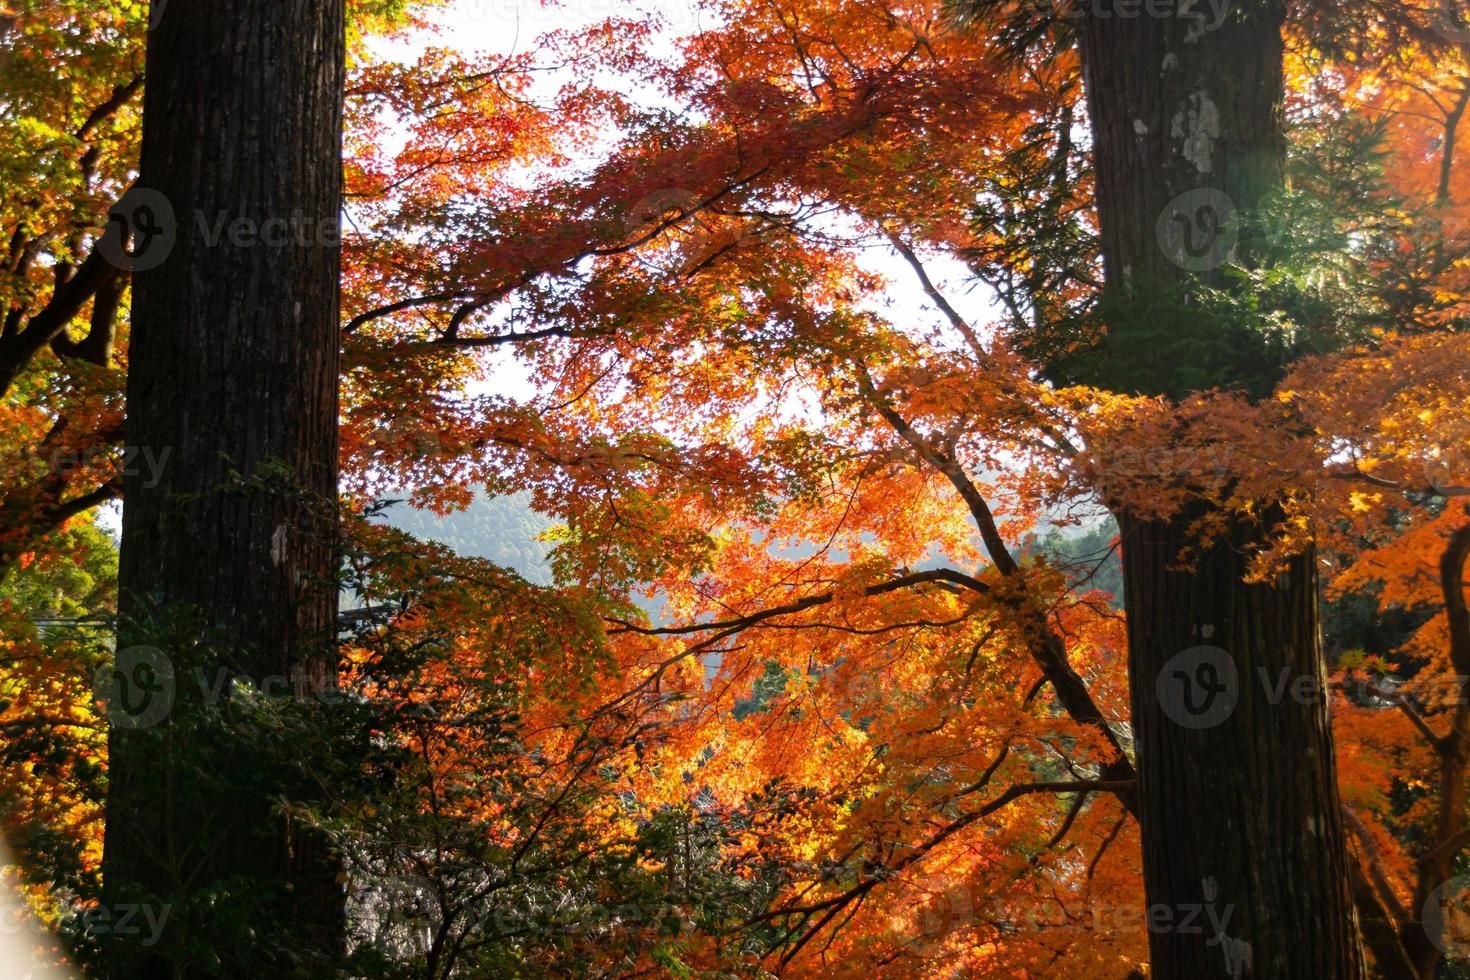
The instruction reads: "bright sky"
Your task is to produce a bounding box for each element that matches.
[377,0,999,405]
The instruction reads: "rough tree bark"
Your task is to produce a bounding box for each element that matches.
[102,1,346,975]
[1075,2,1366,976]
[1405,519,1470,977]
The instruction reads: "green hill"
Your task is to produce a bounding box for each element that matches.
[375,492,554,585]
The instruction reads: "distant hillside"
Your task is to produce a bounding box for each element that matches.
[375,492,554,584]
[1033,519,1125,607]
[371,494,1125,609]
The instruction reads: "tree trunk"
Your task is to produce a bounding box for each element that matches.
[1405,520,1470,978]
[1119,508,1363,978]
[102,1,345,975]
[1076,2,1366,976]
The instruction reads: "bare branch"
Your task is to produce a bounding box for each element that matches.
[608,568,988,638]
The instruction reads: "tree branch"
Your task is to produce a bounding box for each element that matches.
[608,568,988,638]
[0,246,122,396]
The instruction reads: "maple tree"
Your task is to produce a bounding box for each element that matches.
[1,0,1469,977]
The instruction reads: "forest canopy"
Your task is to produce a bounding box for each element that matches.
[2,0,1470,977]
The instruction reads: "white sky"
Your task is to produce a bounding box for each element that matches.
[378,0,998,404]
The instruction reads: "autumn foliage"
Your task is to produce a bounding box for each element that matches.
[1,0,1469,976]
